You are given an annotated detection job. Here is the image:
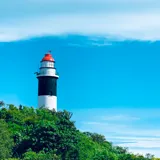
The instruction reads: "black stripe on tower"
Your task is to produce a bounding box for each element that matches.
[38,76,58,96]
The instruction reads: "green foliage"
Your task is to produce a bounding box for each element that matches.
[77,132,97,160]
[0,119,14,159]
[55,110,79,159]
[0,103,157,160]
[23,150,60,160]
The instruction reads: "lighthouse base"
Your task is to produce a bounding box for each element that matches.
[38,95,57,111]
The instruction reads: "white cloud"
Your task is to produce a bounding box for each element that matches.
[1,0,160,41]
[1,13,160,41]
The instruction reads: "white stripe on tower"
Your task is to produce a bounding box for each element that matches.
[38,96,57,111]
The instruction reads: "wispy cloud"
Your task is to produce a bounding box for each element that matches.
[112,136,160,148]
[71,107,160,157]
[67,37,113,47]
[130,148,160,157]
[81,120,160,137]
[101,115,140,121]
[116,136,160,156]
[80,120,160,156]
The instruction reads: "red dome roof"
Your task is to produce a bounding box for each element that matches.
[42,52,55,62]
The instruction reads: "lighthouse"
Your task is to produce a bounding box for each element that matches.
[36,51,59,111]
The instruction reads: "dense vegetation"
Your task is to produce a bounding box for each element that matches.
[0,101,158,160]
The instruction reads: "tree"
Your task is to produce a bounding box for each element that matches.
[76,132,96,160]
[0,120,14,159]
[83,132,106,144]
[55,110,79,159]
[145,153,154,160]
[113,146,128,154]
[0,101,5,108]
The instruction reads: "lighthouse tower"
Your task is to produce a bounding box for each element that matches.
[36,51,59,111]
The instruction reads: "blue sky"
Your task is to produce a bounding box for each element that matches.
[1,0,160,157]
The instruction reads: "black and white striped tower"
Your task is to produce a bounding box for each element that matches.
[36,51,59,111]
